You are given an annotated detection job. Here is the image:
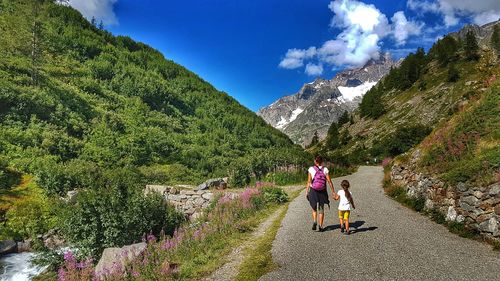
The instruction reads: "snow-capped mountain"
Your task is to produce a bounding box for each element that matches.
[257,53,398,146]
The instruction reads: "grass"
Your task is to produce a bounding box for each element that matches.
[173,204,282,280]
[234,188,302,281]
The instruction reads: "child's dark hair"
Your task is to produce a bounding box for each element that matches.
[341,180,355,208]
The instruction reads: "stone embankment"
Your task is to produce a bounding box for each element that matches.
[145,178,229,220]
[391,150,499,241]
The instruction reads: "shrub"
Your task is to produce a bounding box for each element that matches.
[58,186,184,258]
[263,171,306,186]
[139,163,200,185]
[229,161,252,187]
[261,187,289,204]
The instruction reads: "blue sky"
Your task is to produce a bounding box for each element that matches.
[68,0,500,111]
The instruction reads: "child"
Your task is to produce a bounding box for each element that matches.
[334,180,355,235]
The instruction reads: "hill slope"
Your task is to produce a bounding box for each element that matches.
[0,0,308,193]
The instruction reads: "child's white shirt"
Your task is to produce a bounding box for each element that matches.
[337,190,353,211]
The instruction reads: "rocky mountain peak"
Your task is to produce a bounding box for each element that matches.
[257,52,398,146]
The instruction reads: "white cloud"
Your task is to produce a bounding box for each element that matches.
[407,0,500,27]
[278,47,316,69]
[279,0,422,73]
[305,63,323,76]
[391,11,424,46]
[68,0,119,26]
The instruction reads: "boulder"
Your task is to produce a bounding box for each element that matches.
[195,178,227,191]
[446,206,457,222]
[65,190,79,204]
[460,196,479,206]
[95,242,147,276]
[17,240,32,252]
[495,205,500,216]
[202,193,213,201]
[457,182,468,192]
[145,185,170,196]
[0,240,17,256]
[488,183,500,196]
[169,187,179,194]
[478,218,498,234]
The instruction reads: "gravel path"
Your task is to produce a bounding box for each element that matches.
[261,166,500,281]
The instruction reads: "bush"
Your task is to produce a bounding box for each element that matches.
[58,186,184,258]
[139,163,200,185]
[263,171,306,186]
[261,187,288,204]
[4,184,58,241]
[229,161,252,187]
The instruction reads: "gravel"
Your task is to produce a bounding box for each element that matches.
[260,166,500,281]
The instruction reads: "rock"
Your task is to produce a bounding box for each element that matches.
[17,240,32,252]
[456,215,465,223]
[424,199,434,210]
[65,190,79,204]
[159,261,179,277]
[95,242,147,276]
[194,197,205,206]
[478,218,498,233]
[185,208,196,215]
[44,233,66,250]
[195,178,227,191]
[477,214,493,223]
[190,212,203,221]
[145,185,169,196]
[465,81,473,86]
[0,240,17,256]
[185,190,196,196]
[167,194,181,202]
[202,193,213,201]
[394,175,403,180]
[446,206,457,222]
[457,182,467,192]
[195,182,208,191]
[461,196,479,206]
[495,205,500,216]
[169,187,179,194]
[488,183,500,196]
[473,191,483,199]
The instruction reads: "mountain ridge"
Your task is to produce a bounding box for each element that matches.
[258,53,398,146]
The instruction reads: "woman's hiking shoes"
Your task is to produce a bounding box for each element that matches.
[319,227,325,232]
[312,222,317,231]
[340,227,345,233]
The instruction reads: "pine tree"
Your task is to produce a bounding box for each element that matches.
[91,16,97,27]
[325,123,340,150]
[464,30,479,61]
[338,110,349,126]
[491,24,500,57]
[447,63,459,82]
[307,131,319,148]
[98,20,104,30]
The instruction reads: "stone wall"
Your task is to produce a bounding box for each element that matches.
[390,156,499,241]
[145,185,214,220]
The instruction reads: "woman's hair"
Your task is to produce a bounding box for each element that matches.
[314,155,323,164]
[341,180,355,207]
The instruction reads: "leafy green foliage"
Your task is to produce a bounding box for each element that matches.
[261,187,289,204]
[263,170,306,186]
[371,125,432,158]
[58,186,185,258]
[0,0,308,195]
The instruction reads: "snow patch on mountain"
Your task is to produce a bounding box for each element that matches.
[275,107,303,129]
[338,81,378,101]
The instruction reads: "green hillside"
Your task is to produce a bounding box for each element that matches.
[0,0,308,195]
[313,21,500,186]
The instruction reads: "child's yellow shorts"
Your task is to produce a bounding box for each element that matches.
[338,210,350,220]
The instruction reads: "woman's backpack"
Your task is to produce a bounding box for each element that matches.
[311,166,326,190]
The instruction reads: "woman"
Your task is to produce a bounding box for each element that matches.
[306,155,336,232]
